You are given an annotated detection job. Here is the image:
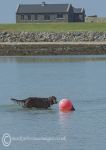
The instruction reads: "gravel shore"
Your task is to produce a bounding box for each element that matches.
[0,42,106,55]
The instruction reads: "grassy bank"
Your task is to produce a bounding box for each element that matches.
[0,22,106,32]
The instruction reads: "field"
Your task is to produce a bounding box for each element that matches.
[0,22,106,32]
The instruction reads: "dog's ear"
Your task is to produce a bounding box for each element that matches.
[51,96,56,100]
[51,96,57,104]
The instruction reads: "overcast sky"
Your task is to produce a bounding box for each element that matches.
[0,0,106,23]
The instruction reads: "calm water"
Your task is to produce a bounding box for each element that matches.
[0,55,106,150]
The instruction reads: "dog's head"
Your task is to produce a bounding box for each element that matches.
[48,96,57,105]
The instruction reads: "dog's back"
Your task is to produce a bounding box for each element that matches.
[11,96,57,108]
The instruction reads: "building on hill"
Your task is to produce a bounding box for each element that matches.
[16,2,85,23]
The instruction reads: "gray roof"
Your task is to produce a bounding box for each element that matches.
[73,8,84,13]
[17,4,69,14]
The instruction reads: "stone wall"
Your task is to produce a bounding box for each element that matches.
[0,31,106,42]
[85,17,106,23]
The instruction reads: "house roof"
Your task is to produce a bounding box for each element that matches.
[73,8,84,13]
[16,3,70,14]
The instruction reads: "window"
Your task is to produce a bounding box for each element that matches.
[57,13,63,18]
[34,14,38,20]
[21,15,24,20]
[44,14,50,20]
[27,15,31,20]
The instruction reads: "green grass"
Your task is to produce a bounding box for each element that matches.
[0,22,106,32]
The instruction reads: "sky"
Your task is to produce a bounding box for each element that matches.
[0,0,106,23]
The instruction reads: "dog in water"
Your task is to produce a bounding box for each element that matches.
[11,96,57,109]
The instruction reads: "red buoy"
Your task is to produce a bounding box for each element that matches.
[59,99,75,112]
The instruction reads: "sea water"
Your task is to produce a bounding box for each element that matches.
[0,55,106,150]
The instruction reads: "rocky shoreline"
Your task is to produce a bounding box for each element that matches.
[0,42,106,55]
[0,31,106,55]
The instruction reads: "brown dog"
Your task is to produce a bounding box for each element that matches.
[11,96,57,109]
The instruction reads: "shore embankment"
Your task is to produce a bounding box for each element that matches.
[0,31,106,55]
